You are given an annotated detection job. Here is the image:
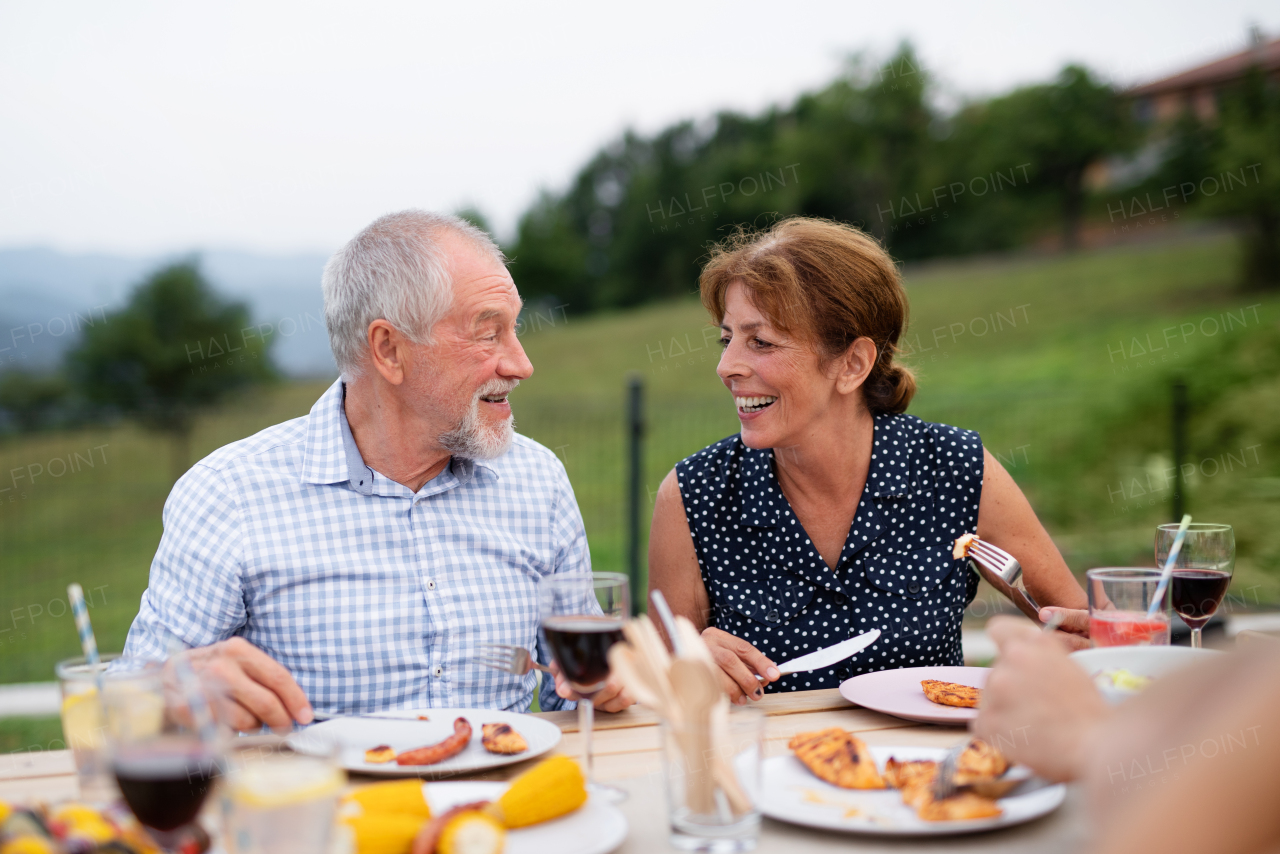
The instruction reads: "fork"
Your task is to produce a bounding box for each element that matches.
[965,537,1042,621]
[478,643,552,676]
[932,742,965,801]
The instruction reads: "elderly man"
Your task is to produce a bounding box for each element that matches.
[122,210,630,728]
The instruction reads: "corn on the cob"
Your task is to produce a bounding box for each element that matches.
[485,755,586,829]
[344,813,428,854]
[0,838,58,854]
[437,811,505,854]
[346,779,432,818]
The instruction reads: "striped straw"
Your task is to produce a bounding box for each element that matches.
[1148,514,1192,618]
[66,583,105,696]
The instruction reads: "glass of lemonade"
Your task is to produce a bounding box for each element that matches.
[221,732,345,854]
[56,653,166,802]
[1087,568,1171,647]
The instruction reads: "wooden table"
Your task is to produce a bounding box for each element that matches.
[0,690,1089,852]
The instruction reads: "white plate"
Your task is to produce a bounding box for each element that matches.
[839,666,988,724]
[297,708,561,776]
[427,781,627,854]
[760,748,1065,836]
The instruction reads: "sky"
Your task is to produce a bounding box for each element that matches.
[2,0,1278,256]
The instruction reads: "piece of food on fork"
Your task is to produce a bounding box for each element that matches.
[952,532,978,560]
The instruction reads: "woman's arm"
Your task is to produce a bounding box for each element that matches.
[976,448,1088,639]
[648,470,780,703]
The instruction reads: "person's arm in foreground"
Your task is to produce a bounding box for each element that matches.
[546,459,634,713]
[648,470,781,705]
[123,464,312,731]
[976,449,1090,648]
[975,617,1280,854]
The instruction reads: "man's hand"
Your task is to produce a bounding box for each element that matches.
[551,660,634,713]
[702,627,781,705]
[179,637,313,732]
[972,616,1111,783]
[1038,606,1092,651]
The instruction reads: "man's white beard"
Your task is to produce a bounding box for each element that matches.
[439,379,518,460]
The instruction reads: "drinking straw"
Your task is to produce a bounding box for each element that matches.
[649,590,684,656]
[1147,514,1192,617]
[163,631,218,745]
[66,583,104,694]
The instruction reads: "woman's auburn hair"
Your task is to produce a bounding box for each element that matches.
[698,217,916,415]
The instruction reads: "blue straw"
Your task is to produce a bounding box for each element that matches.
[66,583,104,696]
[1148,514,1192,617]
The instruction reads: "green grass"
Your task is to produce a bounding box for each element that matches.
[0,716,65,754]
[1,230,1277,686]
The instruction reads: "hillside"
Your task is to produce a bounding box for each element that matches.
[0,230,1276,684]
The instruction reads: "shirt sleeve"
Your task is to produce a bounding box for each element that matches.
[121,462,248,661]
[536,455,592,712]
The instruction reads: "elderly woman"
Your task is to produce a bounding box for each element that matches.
[648,218,1088,705]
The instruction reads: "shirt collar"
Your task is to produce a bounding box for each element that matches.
[301,379,500,492]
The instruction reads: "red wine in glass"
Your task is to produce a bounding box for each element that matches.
[113,741,220,834]
[543,616,626,696]
[539,571,630,804]
[1170,569,1231,630]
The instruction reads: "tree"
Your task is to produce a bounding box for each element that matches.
[1206,66,1280,289]
[960,65,1134,250]
[67,260,275,480]
[0,370,71,433]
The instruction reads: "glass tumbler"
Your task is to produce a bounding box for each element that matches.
[221,732,345,854]
[1087,568,1171,647]
[660,705,762,853]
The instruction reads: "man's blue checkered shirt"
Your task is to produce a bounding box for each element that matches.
[122,380,587,713]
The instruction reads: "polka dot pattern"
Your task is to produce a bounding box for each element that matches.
[675,413,982,693]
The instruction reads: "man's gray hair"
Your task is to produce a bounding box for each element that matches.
[322,209,506,379]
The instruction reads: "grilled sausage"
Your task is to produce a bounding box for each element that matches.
[395,717,472,765]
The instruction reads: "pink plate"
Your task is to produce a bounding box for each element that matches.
[839,666,989,724]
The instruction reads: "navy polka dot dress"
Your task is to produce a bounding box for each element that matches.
[675,413,982,693]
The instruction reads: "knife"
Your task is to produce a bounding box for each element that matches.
[757,628,881,679]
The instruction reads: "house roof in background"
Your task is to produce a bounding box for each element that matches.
[1129,37,1280,96]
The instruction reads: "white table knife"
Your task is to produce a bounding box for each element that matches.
[758,628,881,679]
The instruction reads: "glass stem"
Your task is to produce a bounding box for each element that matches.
[579,696,595,787]
[1190,627,1202,649]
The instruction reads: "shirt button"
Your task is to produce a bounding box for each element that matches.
[433,666,443,677]
[426,580,436,590]
[766,609,780,623]
[907,582,921,594]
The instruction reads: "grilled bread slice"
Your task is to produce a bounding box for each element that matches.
[481,723,528,755]
[788,727,886,789]
[921,680,981,708]
[364,744,396,764]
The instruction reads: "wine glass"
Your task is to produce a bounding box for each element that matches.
[540,571,629,803]
[1155,522,1235,649]
[104,660,220,852]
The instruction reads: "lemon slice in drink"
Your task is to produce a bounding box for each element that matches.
[229,756,345,808]
[60,691,104,751]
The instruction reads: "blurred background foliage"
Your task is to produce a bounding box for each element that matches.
[506,45,1280,310]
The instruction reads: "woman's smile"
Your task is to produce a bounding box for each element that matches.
[735,394,777,415]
